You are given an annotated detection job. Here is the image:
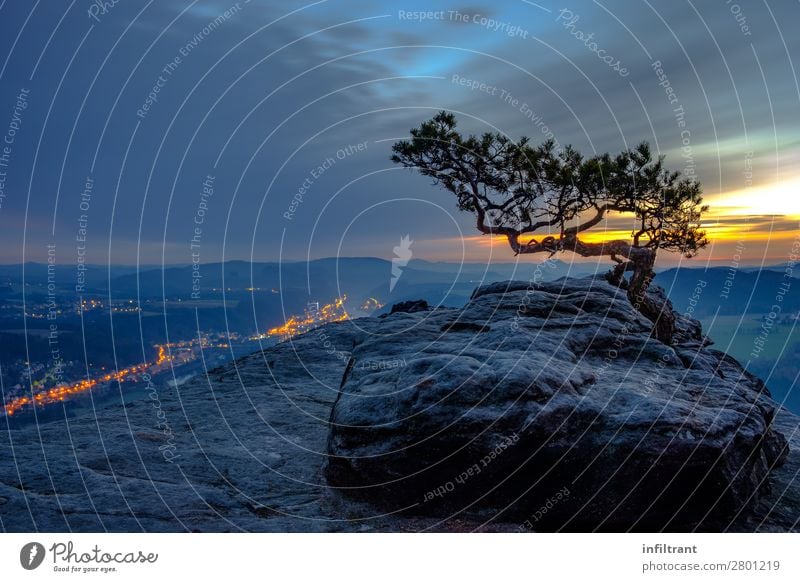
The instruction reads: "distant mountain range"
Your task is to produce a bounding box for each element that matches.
[0,258,796,317]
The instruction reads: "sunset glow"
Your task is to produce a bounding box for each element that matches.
[440,178,800,261]
[709,177,800,217]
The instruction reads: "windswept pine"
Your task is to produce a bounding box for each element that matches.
[392,112,709,342]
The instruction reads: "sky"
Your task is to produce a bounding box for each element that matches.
[0,0,798,270]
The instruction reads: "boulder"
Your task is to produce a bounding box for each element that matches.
[389,299,430,314]
[326,277,789,531]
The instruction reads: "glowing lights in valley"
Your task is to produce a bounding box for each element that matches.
[256,296,350,341]
[2,345,175,417]
[253,296,383,341]
[3,362,149,416]
[156,345,169,365]
[360,297,382,311]
[3,295,385,416]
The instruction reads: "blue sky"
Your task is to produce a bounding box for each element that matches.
[0,0,798,267]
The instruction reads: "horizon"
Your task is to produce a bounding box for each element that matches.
[1,255,793,269]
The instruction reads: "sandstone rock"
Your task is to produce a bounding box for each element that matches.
[389,299,430,314]
[326,277,791,531]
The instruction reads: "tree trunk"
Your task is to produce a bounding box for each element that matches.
[504,233,676,344]
[624,250,675,345]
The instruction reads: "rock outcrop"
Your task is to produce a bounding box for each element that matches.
[388,299,430,315]
[326,277,792,531]
[0,277,796,532]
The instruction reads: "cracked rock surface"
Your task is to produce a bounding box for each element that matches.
[327,278,796,531]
